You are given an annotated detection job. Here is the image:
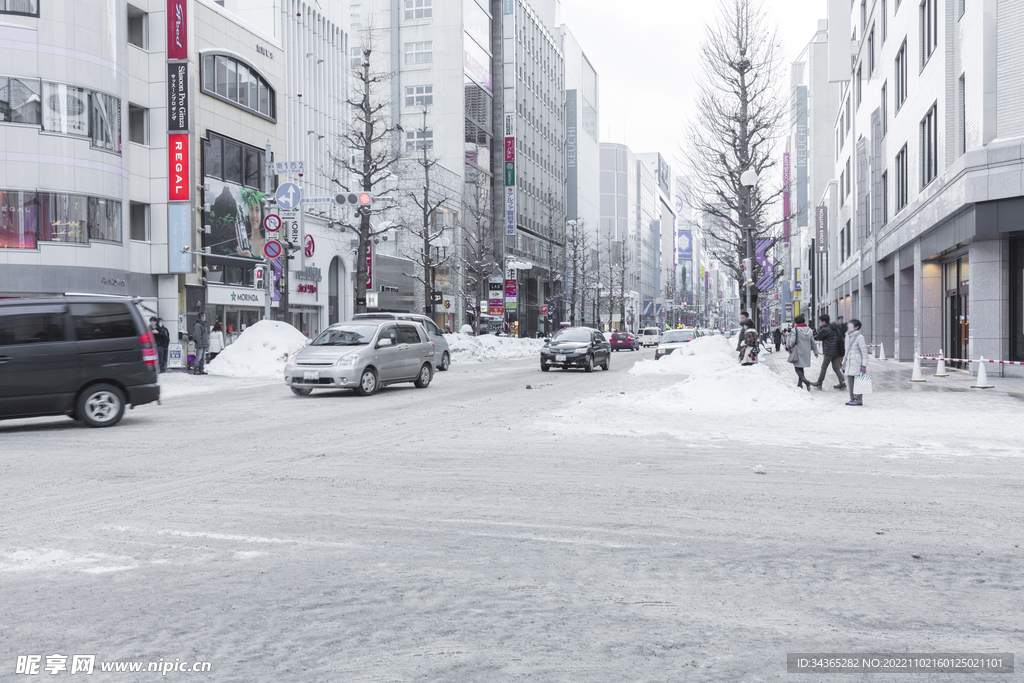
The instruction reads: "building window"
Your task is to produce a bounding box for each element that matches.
[130,202,149,241]
[895,144,909,212]
[861,0,867,32]
[846,158,852,197]
[0,190,125,248]
[846,219,852,258]
[405,84,433,108]
[128,104,147,145]
[404,41,433,65]
[895,39,908,111]
[0,76,42,124]
[127,4,148,50]
[920,0,938,68]
[920,102,938,187]
[405,129,433,151]
[868,27,875,75]
[90,92,120,153]
[881,81,888,136]
[856,65,863,107]
[201,53,275,121]
[202,133,264,191]
[404,0,431,20]
[882,0,888,41]
[840,170,846,207]
[846,97,851,135]
[0,0,38,16]
[958,74,966,155]
[959,0,965,18]
[350,3,360,26]
[350,46,362,70]
[881,170,889,225]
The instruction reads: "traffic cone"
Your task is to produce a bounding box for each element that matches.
[971,357,995,389]
[910,353,926,382]
[878,342,887,361]
[933,349,949,378]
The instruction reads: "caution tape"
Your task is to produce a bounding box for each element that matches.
[920,355,1024,366]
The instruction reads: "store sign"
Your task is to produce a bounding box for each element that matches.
[505,279,517,299]
[167,203,190,273]
[295,265,321,282]
[207,285,265,307]
[168,133,189,201]
[366,243,373,290]
[504,162,515,186]
[297,284,317,293]
[566,90,577,220]
[505,187,515,236]
[167,62,189,132]
[815,206,828,252]
[167,0,188,60]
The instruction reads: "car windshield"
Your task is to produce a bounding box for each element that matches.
[642,329,658,336]
[551,329,592,343]
[662,331,694,342]
[311,324,379,346]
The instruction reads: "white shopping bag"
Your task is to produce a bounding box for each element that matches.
[857,374,873,394]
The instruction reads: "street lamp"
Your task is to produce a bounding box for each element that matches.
[739,169,758,323]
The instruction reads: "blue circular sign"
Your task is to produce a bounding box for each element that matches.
[275,182,302,211]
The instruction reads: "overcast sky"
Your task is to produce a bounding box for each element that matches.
[559,0,826,173]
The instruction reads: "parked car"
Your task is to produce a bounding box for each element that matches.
[638,327,662,347]
[540,327,611,372]
[0,297,160,427]
[352,312,451,371]
[609,330,639,351]
[655,329,698,359]
[284,320,435,396]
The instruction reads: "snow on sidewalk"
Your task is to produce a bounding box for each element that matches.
[207,320,309,378]
[627,335,737,376]
[443,333,544,363]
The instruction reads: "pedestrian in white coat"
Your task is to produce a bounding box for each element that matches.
[208,321,226,361]
[841,319,870,406]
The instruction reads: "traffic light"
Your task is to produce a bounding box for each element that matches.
[335,192,373,207]
[254,265,266,289]
[742,258,753,285]
[283,240,301,261]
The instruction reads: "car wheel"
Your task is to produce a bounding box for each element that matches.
[414,363,432,388]
[76,384,125,428]
[438,351,450,371]
[356,368,378,396]
[584,354,594,373]
[602,354,610,371]
[541,363,550,372]
[291,387,312,396]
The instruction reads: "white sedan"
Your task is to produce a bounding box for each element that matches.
[654,329,697,359]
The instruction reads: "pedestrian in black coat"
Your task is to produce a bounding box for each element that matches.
[812,314,846,389]
[772,327,782,352]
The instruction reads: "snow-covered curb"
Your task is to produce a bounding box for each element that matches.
[443,333,544,363]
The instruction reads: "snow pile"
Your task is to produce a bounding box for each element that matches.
[628,335,736,376]
[207,320,309,378]
[459,324,474,335]
[655,362,813,414]
[443,332,544,362]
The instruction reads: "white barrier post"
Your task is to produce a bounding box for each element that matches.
[971,357,995,389]
[933,349,949,378]
[910,353,926,382]
[878,342,886,361]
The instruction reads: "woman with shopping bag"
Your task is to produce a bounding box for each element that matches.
[841,319,870,406]
[786,315,818,390]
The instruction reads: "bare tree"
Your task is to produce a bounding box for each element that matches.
[540,190,566,330]
[327,37,403,314]
[684,0,786,321]
[565,219,591,327]
[461,166,495,334]
[400,110,457,316]
[602,237,631,330]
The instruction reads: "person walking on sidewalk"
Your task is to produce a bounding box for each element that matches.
[841,319,870,406]
[738,320,760,366]
[772,326,783,352]
[192,312,210,375]
[811,314,846,390]
[787,314,818,391]
[208,321,225,362]
[834,316,847,381]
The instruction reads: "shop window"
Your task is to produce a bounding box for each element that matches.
[130,202,148,241]
[128,104,147,145]
[90,91,120,153]
[0,0,39,16]
[0,190,37,249]
[127,4,148,50]
[0,77,41,124]
[201,53,276,120]
[40,193,89,244]
[87,197,121,242]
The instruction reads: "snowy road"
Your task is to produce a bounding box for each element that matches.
[2,346,1022,682]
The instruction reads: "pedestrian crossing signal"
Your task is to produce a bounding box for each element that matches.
[336,192,374,206]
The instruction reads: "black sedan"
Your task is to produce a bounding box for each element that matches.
[540,327,611,372]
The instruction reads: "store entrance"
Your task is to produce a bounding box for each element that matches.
[944,257,969,369]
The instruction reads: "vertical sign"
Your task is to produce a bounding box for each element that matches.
[565,90,578,221]
[167,62,189,132]
[366,242,374,290]
[167,203,190,273]
[815,206,828,252]
[168,133,189,201]
[504,113,515,237]
[795,86,808,225]
[167,0,188,60]
[782,152,791,244]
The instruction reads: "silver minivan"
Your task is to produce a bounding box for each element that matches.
[352,312,451,371]
[284,320,435,396]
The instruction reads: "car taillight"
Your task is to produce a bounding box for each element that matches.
[139,331,157,366]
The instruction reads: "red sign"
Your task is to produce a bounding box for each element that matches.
[303,234,315,258]
[504,279,516,298]
[366,243,373,290]
[504,137,515,162]
[297,284,317,293]
[488,305,504,316]
[263,240,282,259]
[167,0,188,60]
[168,133,189,201]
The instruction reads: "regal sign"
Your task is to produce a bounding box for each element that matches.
[168,134,189,201]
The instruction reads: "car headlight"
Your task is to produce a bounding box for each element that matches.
[335,354,360,366]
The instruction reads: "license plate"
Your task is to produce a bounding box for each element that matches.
[303,370,320,381]
[555,354,566,362]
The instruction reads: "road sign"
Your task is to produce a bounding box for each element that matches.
[263,214,281,233]
[430,291,442,303]
[303,234,315,258]
[275,182,301,210]
[301,196,334,204]
[263,240,282,259]
[274,161,305,175]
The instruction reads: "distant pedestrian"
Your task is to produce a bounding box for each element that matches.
[811,314,846,390]
[841,319,870,406]
[738,320,759,366]
[149,317,170,372]
[786,314,818,391]
[772,326,783,352]
[192,312,210,375]
[208,321,225,362]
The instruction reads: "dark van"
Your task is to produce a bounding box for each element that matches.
[0,297,160,427]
